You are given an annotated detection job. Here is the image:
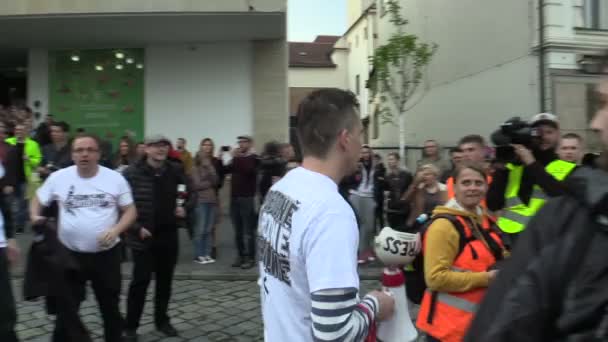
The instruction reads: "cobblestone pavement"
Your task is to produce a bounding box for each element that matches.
[14,279,379,341]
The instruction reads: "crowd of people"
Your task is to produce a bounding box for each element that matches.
[0,68,607,341]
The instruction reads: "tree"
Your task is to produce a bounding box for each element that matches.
[369,0,437,159]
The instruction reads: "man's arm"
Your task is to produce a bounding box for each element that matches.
[304,211,394,341]
[114,204,137,235]
[311,288,380,341]
[486,166,508,211]
[525,162,571,197]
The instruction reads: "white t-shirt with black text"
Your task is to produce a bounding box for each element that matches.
[36,165,134,252]
[258,167,360,342]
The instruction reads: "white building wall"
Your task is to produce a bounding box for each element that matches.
[27,48,49,124]
[345,14,375,119]
[288,56,348,89]
[372,0,538,156]
[145,42,253,150]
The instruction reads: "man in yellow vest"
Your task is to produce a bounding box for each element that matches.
[486,113,576,247]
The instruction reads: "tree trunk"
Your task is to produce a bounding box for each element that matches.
[398,112,406,162]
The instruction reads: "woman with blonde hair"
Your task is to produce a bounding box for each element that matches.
[416,163,507,341]
[191,138,220,264]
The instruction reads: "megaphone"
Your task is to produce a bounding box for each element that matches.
[374,227,421,266]
[376,267,418,342]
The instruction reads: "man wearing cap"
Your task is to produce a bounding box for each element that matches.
[220,135,259,269]
[487,113,576,247]
[123,134,191,341]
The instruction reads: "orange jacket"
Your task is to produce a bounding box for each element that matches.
[416,213,503,342]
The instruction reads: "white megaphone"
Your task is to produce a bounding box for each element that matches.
[376,267,418,342]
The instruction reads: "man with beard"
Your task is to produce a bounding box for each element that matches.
[486,113,576,247]
[465,54,608,342]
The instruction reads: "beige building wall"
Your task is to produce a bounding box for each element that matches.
[253,39,289,145]
[0,0,286,15]
[371,0,538,158]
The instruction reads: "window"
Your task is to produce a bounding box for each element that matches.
[584,0,608,30]
[356,75,360,95]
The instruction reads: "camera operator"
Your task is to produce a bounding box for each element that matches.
[487,113,576,247]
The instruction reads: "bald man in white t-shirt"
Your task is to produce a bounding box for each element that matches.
[30,134,137,342]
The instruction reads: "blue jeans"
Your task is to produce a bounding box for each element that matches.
[193,203,216,258]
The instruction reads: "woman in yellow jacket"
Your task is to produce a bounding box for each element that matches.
[416,163,508,342]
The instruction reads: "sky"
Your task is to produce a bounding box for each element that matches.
[288,0,347,42]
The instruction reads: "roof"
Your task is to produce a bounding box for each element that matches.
[313,35,341,44]
[289,35,340,68]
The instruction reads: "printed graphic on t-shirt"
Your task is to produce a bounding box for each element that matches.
[64,185,112,215]
[258,190,300,287]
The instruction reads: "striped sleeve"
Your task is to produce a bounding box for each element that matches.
[310,288,379,342]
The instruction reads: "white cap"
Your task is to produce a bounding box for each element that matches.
[530,112,559,128]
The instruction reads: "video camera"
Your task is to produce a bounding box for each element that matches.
[490,117,540,163]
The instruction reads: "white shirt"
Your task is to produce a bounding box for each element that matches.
[36,165,134,252]
[258,167,360,342]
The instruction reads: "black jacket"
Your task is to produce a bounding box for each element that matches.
[123,159,193,250]
[487,150,573,211]
[380,168,413,214]
[466,167,608,341]
[258,156,287,201]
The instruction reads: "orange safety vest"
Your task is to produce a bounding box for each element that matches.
[416,215,502,342]
[446,175,493,208]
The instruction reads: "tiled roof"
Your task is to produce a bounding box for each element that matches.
[289,38,339,68]
[313,35,341,44]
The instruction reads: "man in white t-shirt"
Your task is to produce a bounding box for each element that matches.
[30,134,137,342]
[258,88,394,342]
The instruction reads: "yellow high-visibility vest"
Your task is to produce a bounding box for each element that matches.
[497,160,576,234]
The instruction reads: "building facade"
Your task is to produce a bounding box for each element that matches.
[0,0,288,149]
[353,0,608,167]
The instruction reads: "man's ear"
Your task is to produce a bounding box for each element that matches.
[336,129,349,151]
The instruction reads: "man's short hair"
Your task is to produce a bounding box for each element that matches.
[449,147,463,154]
[562,133,583,143]
[178,137,186,143]
[296,88,360,158]
[72,133,101,150]
[458,134,486,147]
[387,152,400,160]
[51,121,70,133]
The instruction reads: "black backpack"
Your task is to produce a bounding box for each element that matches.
[404,214,504,304]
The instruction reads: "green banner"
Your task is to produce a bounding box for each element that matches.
[49,48,144,145]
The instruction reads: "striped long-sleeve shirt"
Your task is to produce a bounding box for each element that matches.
[311,288,379,342]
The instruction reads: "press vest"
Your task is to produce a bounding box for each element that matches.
[416,215,503,342]
[497,160,575,234]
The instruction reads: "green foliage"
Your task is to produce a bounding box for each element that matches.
[369,0,437,124]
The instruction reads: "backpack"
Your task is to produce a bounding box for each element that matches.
[404,213,504,304]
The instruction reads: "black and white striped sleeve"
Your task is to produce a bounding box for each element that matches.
[310,288,379,342]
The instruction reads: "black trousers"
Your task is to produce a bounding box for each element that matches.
[0,248,17,342]
[230,197,256,258]
[126,231,178,330]
[53,244,122,342]
[386,212,409,231]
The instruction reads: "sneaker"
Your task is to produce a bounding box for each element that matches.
[358,251,369,265]
[194,257,206,264]
[204,256,216,264]
[367,251,377,262]
[241,257,255,269]
[157,323,178,337]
